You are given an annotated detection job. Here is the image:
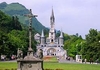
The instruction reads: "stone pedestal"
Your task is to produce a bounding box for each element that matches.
[17,55,43,70]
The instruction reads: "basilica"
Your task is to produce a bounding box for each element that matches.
[34,9,67,59]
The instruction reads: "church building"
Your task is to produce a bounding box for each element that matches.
[34,9,67,59]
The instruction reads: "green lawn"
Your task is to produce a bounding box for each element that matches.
[44,62,100,70]
[0,62,17,69]
[0,61,100,70]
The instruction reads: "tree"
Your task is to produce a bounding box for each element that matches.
[11,16,22,30]
[64,34,84,59]
[83,29,100,61]
[0,10,37,59]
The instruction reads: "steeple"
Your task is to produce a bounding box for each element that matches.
[60,30,63,38]
[41,29,44,37]
[49,8,56,42]
[40,29,45,45]
[50,8,55,24]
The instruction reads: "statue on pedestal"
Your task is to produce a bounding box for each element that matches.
[36,49,43,59]
[17,48,23,59]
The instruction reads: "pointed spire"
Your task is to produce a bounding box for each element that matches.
[51,8,54,18]
[60,29,63,38]
[41,29,44,37]
[50,7,55,23]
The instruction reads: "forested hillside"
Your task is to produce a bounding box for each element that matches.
[0,2,47,33]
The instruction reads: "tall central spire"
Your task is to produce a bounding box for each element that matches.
[50,8,55,25]
[49,8,56,42]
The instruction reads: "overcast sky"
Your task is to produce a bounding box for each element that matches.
[0,0,100,38]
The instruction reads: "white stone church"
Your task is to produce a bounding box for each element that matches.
[34,9,67,59]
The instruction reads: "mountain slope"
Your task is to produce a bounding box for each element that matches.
[0,2,46,33]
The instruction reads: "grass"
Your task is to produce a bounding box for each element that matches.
[44,62,100,70]
[0,62,17,69]
[0,61,100,70]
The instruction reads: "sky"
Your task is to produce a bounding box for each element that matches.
[0,0,100,38]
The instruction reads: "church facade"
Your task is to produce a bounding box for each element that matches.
[34,9,67,59]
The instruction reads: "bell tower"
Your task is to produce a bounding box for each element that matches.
[49,8,56,43]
